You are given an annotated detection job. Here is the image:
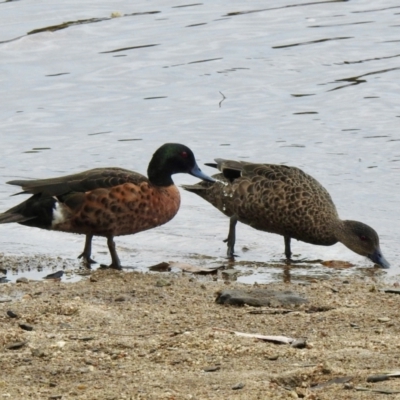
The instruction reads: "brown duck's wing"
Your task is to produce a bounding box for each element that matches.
[209,160,332,200]
[213,159,246,172]
[239,163,335,202]
[240,163,305,181]
[7,168,148,196]
[208,159,302,184]
[206,159,253,183]
[220,162,338,244]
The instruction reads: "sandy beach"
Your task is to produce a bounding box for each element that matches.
[1,258,399,399]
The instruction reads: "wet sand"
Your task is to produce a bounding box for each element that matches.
[1,257,399,399]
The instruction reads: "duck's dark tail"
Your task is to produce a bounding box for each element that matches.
[0,212,33,224]
[0,194,55,228]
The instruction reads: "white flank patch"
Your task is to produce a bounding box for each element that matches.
[51,200,66,228]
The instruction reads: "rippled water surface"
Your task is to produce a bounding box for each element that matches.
[0,0,399,283]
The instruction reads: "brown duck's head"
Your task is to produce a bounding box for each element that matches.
[341,220,389,268]
[148,143,215,186]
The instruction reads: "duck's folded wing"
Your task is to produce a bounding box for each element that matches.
[7,168,147,196]
[205,159,301,184]
[241,163,299,181]
[205,159,250,182]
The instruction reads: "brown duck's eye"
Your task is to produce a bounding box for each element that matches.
[181,151,188,158]
[360,235,367,241]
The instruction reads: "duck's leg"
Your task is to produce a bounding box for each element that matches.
[78,234,96,266]
[284,235,292,261]
[223,216,238,257]
[107,236,122,270]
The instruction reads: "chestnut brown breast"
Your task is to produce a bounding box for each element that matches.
[54,182,181,237]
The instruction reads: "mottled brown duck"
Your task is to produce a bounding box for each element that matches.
[183,159,389,268]
[0,143,214,269]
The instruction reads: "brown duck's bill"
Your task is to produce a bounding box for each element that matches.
[368,247,390,269]
[190,164,215,182]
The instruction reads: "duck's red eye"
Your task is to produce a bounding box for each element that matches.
[360,235,367,241]
[181,151,188,158]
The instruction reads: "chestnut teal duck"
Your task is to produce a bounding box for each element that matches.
[183,159,389,268]
[0,143,214,269]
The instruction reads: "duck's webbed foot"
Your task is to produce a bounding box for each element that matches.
[223,216,238,258]
[101,236,122,270]
[100,262,122,270]
[284,236,292,264]
[283,236,309,264]
[78,234,97,267]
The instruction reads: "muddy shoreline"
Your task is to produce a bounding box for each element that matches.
[1,255,399,399]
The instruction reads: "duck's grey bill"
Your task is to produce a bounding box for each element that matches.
[190,164,215,182]
[368,248,390,269]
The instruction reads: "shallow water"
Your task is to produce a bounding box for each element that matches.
[0,0,399,283]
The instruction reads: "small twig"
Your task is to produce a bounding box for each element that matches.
[219,91,226,108]
[212,327,295,344]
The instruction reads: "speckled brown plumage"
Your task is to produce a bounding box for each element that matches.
[0,143,214,269]
[183,159,389,268]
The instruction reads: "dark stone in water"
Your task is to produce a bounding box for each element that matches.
[149,262,171,272]
[43,271,64,279]
[216,288,308,307]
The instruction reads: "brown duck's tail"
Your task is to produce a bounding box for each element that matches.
[204,163,218,169]
[181,182,212,193]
